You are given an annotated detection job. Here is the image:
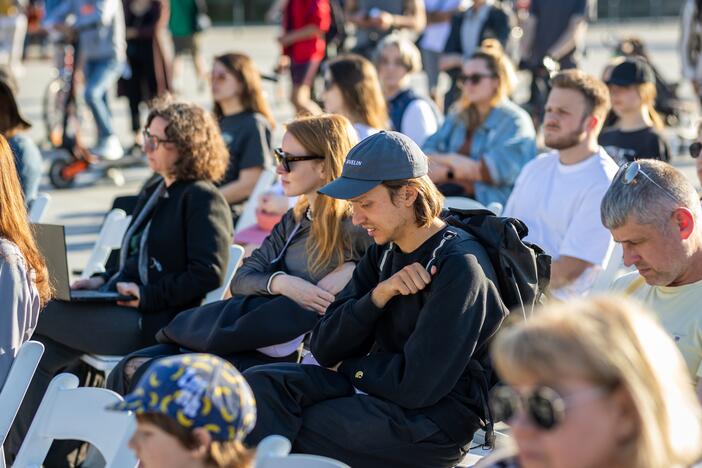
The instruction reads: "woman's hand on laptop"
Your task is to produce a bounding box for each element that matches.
[71,277,105,290]
[116,282,141,308]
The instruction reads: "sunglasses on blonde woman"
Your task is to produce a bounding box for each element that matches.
[274,147,325,172]
[490,385,610,431]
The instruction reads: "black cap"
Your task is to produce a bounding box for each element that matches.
[318,131,428,200]
[605,57,654,86]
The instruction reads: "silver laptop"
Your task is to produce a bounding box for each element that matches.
[32,223,136,303]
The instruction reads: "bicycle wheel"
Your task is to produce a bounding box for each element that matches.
[43,77,68,145]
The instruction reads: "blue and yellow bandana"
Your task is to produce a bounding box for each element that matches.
[107,354,256,442]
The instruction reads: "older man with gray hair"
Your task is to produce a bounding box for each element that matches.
[602,159,702,400]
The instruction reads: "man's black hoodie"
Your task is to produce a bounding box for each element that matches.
[311,225,508,446]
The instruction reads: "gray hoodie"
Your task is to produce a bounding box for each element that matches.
[0,239,40,391]
[44,0,126,62]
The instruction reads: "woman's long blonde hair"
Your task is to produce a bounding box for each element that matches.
[458,39,513,133]
[637,82,665,129]
[492,296,702,468]
[287,114,358,276]
[0,135,51,305]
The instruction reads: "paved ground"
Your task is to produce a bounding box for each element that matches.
[15,18,700,274]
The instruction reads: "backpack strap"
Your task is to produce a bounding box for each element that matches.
[424,229,458,270]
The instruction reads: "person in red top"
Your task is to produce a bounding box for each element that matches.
[277,0,330,115]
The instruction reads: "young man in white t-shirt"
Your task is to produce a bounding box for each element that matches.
[601,159,702,402]
[503,70,618,299]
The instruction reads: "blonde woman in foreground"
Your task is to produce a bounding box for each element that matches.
[478,296,702,468]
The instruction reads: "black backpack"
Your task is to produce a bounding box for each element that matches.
[443,208,551,447]
[443,208,551,319]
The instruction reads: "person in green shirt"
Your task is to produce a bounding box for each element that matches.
[169,0,208,91]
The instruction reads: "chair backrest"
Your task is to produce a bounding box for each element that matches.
[255,435,350,468]
[80,209,132,280]
[202,244,245,305]
[28,193,51,223]
[589,242,625,293]
[443,196,487,211]
[235,168,278,234]
[13,373,138,468]
[0,340,44,467]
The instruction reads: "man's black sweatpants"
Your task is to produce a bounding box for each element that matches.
[243,363,467,468]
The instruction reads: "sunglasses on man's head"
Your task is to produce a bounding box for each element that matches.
[690,142,702,158]
[274,147,325,172]
[459,73,495,86]
[490,385,609,431]
[617,161,679,203]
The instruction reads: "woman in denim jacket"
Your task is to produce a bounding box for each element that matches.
[423,41,536,207]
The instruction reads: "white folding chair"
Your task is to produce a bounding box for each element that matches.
[589,242,627,294]
[255,435,350,468]
[235,168,278,234]
[80,209,132,279]
[443,196,488,211]
[13,373,138,468]
[28,193,51,223]
[0,341,44,468]
[202,244,246,305]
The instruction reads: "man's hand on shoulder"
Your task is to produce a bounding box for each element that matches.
[371,262,437,308]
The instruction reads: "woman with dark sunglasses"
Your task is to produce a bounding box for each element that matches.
[423,40,536,208]
[689,121,702,187]
[477,296,702,468]
[105,114,371,395]
[211,53,276,225]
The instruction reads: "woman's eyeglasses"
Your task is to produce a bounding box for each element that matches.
[490,385,609,431]
[459,73,496,86]
[689,142,701,158]
[274,147,325,172]
[142,129,173,152]
[618,161,679,203]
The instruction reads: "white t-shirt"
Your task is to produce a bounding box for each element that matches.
[400,99,440,147]
[503,147,619,298]
[419,0,465,52]
[353,123,380,141]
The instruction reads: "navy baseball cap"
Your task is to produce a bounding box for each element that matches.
[319,131,428,200]
[605,57,654,86]
[107,354,256,442]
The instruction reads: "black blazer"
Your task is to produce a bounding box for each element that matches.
[108,179,233,326]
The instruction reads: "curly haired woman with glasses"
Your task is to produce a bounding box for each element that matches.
[7,100,234,462]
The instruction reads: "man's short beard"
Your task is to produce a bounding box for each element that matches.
[545,126,587,150]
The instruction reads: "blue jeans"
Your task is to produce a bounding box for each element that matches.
[83,58,122,140]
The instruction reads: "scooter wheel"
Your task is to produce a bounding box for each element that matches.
[49,157,76,189]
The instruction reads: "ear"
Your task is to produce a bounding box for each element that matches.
[673,207,695,240]
[316,160,327,180]
[402,185,419,207]
[609,387,638,443]
[188,428,213,460]
[585,114,599,132]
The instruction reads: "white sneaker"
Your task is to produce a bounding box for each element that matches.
[93,135,124,161]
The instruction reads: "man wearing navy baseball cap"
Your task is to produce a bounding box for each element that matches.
[243,131,508,468]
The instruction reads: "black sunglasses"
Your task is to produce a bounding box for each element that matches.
[490,385,609,431]
[690,142,702,158]
[459,73,496,86]
[274,147,325,172]
[617,161,679,203]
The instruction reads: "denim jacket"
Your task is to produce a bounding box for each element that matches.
[422,99,536,206]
